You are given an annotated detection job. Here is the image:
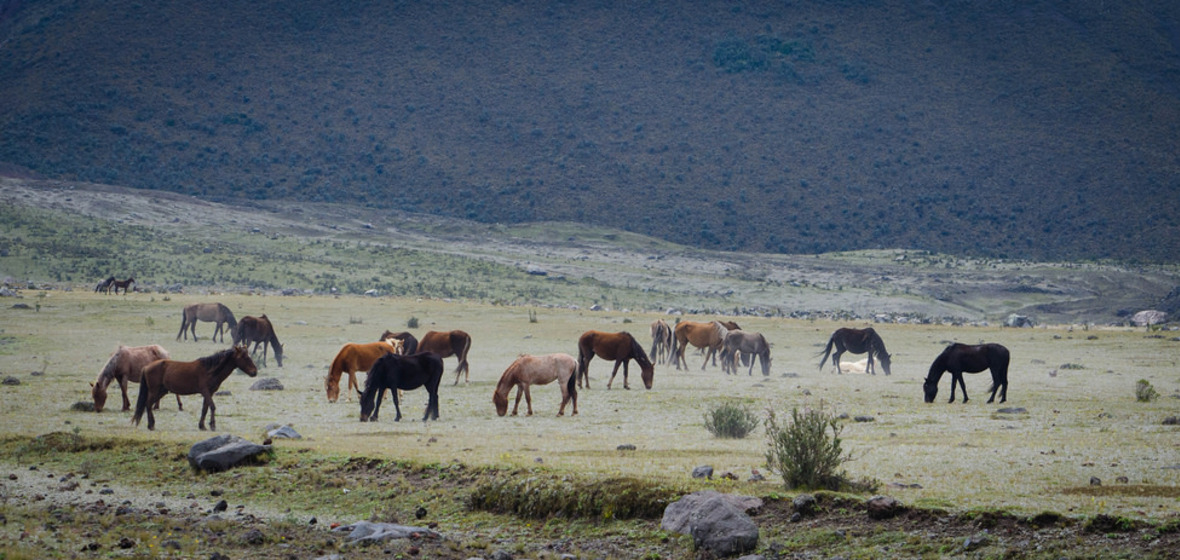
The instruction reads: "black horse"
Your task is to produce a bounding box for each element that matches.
[358,352,443,422]
[923,343,1010,404]
[817,327,892,375]
[95,276,115,294]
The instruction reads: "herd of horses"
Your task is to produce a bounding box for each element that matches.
[92,295,1012,432]
[94,276,135,295]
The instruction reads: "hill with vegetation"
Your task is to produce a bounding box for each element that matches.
[1,0,1178,262]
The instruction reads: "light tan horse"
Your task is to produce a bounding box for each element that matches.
[177,303,238,343]
[418,330,472,385]
[649,319,674,364]
[493,353,578,417]
[672,320,729,370]
[325,338,404,402]
[132,346,257,431]
[92,344,182,412]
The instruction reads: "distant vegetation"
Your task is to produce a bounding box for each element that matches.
[0,0,1178,262]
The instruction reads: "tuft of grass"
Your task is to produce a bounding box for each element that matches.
[1135,379,1159,402]
[468,472,681,520]
[703,401,760,439]
[407,316,419,329]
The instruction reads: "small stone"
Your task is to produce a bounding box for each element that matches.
[692,465,714,479]
[1089,477,1102,486]
[616,444,636,451]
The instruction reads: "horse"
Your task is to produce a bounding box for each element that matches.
[720,330,772,376]
[177,303,238,343]
[493,353,578,417]
[923,343,1010,404]
[817,327,893,376]
[112,277,135,294]
[576,330,654,390]
[649,319,674,364]
[379,330,419,354]
[358,352,444,422]
[417,330,472,385]
[95,276,115,294]
[672,320,728,370]
[131,345,258,431]
[232,315,283,367]
[91,344,182,413]
[325,338,403,402]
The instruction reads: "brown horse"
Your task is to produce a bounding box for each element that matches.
[132,346,257,431]
[177,303,238,343]
[325,338,403,402]
[577,330,654,390]
[493,353,578,417]
[720,330,772,376]
[379,330,419,354]
[418,330,472,385]
[112,277,135,294]
[95,276,115,294]
[649,319,674,364]
[232,315,283,367]
[91,344,182,412]
[672,320,729,370]
[924,343,1010,404]
[817,327,892,376]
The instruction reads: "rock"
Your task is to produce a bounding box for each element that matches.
[332,521,441,543]
[266,425,302,439]
[1116,476,1129,484]
[2,376,20,386]
[853,415,875,422]
[213,499,228,512]
[1005,314,1034,328]
[187,435,272,473]
[249,378,284,391]
[1162,416,1180,425]
[616,444,636,451]
[244,528,265,545]
[1090,477,1102,486]
[865,495,903,520]
[1130,310,1166,327]
[748,469,765,482]
[661,491,759,557]
[963,532,990,550]
[692,465,714,479]
[996,407,1028,414]
[792,494,817,516]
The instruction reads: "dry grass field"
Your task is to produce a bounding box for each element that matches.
[2,289,1177,524]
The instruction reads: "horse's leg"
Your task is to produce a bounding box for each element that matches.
[833,349,844,374]
[174,394,183,411]
[952,372,968,403]
[606,360,623,390]
[512,385,524,416]
[392,389,402,421]
[523,384,534,416]
[118,378,132,411]
[198,394,213,430]
[345,372,358,402]
[372,389,384,421]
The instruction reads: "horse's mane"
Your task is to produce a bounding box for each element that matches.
[197,348,237,370]
[869,328,889,355]
[95,346,127,383]
[630,336,653,368]
[220,304,238,328]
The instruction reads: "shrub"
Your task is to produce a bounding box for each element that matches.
[764,405,851,491]
[703,401,760,439]
[1135,379,1159,402]
[407,316,419,329]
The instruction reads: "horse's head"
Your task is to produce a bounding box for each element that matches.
[273,343,284,367]
[493,390,509,416]
[640,361,654,390]
[233,345,258,377]
[358,388,375,421]
[879,353,893,376]
[922,379,938,403]
[326,375,340,403]
[91,382,107,413]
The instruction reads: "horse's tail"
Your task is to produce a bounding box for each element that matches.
[817,334,836,369]
[131,369,151,426]
[456,333,472,374]
[576,335,592,384]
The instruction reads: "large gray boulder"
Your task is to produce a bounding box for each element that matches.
[187,435,272,473]
[332,521,441,543]
[1130,310,1167,327]
[661,491,760,557]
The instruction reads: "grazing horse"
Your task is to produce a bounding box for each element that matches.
[720,330,772,376]
[358,352,444,422]
[177,303,238,343]
[493,353,578,417]
[112,277,135,294]
[577,330,654,390]
[672,320,729,370]
[379,330,419,354]
[91,344,182,412]
[417,330,472,385]
[923,343,1010,404]
[232,315,283,367]
[95,276,115,294]
[817,327,893,376]
[325,338,403,402]
[649,319,674,364]
[132,346,258,431]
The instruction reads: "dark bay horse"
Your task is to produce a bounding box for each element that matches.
[132,346,257,431]
[577,330,654,390]
[232,315,283,367]
[92,344,182,412]
[379,330,419,354]
[359,352,444,422]
[720,330,772,376]
[112,277,135,294]
[649,319,674,364]
[923,343,1010,404]
[818,327,892,375]
[417,330,472,385]
[177,303,238,343]
[95,276,115,294]
[493,353,578,417]
[672,320,728,370]
[325,338,403,402]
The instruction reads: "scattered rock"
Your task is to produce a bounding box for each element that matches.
[661,491,759,557]
[2,376,20,386]
[865,495,903,520]
[692,465,714,479]
[266,425,302,439]
[332,521,441,543]
[616,444,636,451]
[1089,477,1102,486]
[963,532,990,551]
[249,378,284,391]
[117,536,135,549]
[1116,476,1129,484]
[996,407,1028,414]
[244,528,265,545]
[1162,416,1179,425]
[792,494,817,516]
[853,415,875,422]
[187,435,272,473]
[213,499,228,512]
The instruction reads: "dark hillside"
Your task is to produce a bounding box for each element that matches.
[1,0,1178,261]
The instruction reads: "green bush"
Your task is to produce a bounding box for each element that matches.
[703,401,760,439]
[764,405,851,491]
[1135,379,1159,402]
[407,316,419,329]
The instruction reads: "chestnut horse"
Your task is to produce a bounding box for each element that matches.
[493,353,578,417]
[649,319,674,364]
[577,330,654,390]
[112,277,135,294]
[379,330,419,354]
[818,327,892,376]
[672,320,729,370]
[359,352,444,422]
[720,330,772,376]
[232,315,284,367]
[177,303,238,343]
[92,344,182,412]
[924,343,1010,404]
[325,338,404,402]
[132,346,257,431]
[418,330,472,385]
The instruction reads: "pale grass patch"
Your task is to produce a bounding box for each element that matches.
[0,291,1177,520]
